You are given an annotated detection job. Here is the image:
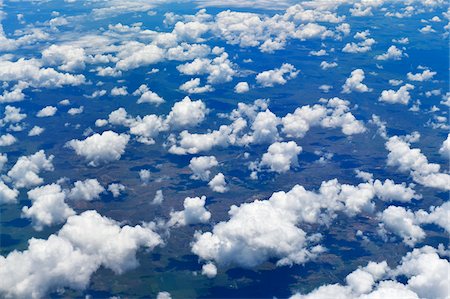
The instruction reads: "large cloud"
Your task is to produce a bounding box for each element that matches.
[0,210,162,299]
[6,150,54,188]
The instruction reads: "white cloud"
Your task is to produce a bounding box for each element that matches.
[320,61,338,70]
[132,84,165,105]
[376,45,404,60]
[6,150,54,188]
[67,106,84,115]
[177,52,236,84]
[166,96,208,129]
[191,178,386,269]
[107,183,125,198]
[0,153,7,173]
[342,69,371,93]
[66,131,130,167]
[385,135,450,190]
[36,106,57,117]
[0,210,162,299]
[0,181,19,204]
[259,141,302,173]
[208,173,228,193]
[67,179,105,201]
[379,84,414,105]
[202,262,218,278]
[22,183,75,231]
[28,126,45,136]
[439,134,450,159]
[407,69,436,81]
[110,86,128,96]
[256,63,299,87]
[139,169,151,185]
[152,189,164,205]
[0,133,17,146]
[168,196,211,227]
[234,82,249,93]
[179,78,213,94]
[1,105,26,125]
[291,246,449,299]
[189,156,218,181]
[42,44,86,72]
[378,205,425,246]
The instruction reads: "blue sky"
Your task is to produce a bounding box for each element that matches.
[0,0,449,298]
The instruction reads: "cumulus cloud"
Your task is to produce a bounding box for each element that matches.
[6,150,54,188]
[208,173,228,193]
[36,106,57,117]
[259,141,302,173]
[0,133,17,146]
[256,63,299,87]
[407,69,436,81]
[0,210,162,299]
[132,84,165,105]
[67,179,105,201]
[439,134,450,159]
[168,196,211,227]
[202,262,218,278]
[42,44,86,72]
[385,135,450,190]
[22,183,75,231]
[166,96,208,129]
[376,45,404,60]
[234,82,249,93]
[107,183,125,198]
[179,78,213,94]
[342,69,371,93]
[0,181,19,204]
[152,189,164,205]
[291,246,449,299]
[28,126,45,136]
[379,84,414,105]
[189,156,218,181]
[191,177,396,269]
[177,52,236,84]
[66,131,130,166]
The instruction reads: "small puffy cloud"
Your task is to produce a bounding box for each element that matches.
[110,86,128,96]
[177,52,236,84]
[379,84,414,105]
[67,131,130,167]
[208,173,228,193]
[202,262,218,278]
[67,179,105,201]
[157,292,172,299]
[439,134,450,159]
[0,181,19,204]
[376,45,404,60]
[385,135,450,190]
[0,134,17,146]
[179,78,213,94]
[166,96,208,129]
[378,205,425,247]
[168,196,211,227]
[259,141,302,173]
[234,82,249,93]
[320,61,338,70]
[107,183,125,198]
[139,169,151,185]
[152,189,164,205]
[28,126,45,136]
[7,150,54,188]
[256,63,299,87]
[407,69,436,81]
[342,69,371,93]
[36,106,57,117]
[342,38,375,53]
[189,156,218,181]
[1,105,26,125]
[22,184,75,231]
[132,84,165,105]
[68,106,84,115]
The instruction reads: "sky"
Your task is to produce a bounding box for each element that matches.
[0,0,449,298]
